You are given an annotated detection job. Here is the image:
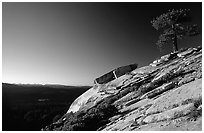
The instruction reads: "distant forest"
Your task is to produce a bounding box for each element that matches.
[2,83,90,131]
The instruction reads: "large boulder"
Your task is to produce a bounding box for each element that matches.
[95,64,137,84]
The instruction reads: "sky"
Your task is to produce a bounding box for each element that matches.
[2,2,202,86]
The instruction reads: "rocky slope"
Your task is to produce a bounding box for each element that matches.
[43,46,202,131]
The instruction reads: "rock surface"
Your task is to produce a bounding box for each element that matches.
[43,46,202,131]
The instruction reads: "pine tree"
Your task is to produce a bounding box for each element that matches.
[151,9,200,52]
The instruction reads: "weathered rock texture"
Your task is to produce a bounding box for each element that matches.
[44,46,202,131]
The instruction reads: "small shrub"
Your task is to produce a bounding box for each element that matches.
[172,103,180,108]
[187,109,202,121]
[52,114,62,123]
[181,98,194,105]
[174,111,184,119]
[193,97,202,108]
[185,97,202,121]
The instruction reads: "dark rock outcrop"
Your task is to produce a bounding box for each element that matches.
[94,64,138,84]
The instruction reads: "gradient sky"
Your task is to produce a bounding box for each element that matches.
[2,2,202,86]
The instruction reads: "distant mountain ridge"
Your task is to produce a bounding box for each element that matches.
[2,82,91,89]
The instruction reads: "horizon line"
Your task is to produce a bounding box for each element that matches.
[2,82,92,87]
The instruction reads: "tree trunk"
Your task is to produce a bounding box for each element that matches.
[172,34,178,52]
[172,25,178,52]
